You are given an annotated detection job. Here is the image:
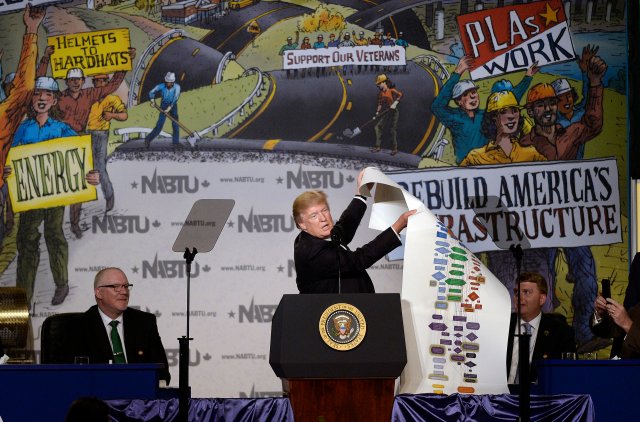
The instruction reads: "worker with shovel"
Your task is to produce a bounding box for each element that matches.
[145,72,181,150]
[372,74,402,155]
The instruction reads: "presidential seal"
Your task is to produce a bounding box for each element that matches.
[319,303,366,351]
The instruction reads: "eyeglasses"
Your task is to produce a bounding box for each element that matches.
[98,283,133,292]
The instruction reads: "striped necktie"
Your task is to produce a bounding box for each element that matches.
[514,323,533,384]
[109,320,127,363]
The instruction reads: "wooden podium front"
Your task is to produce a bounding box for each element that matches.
[284,378,395,422]
[270,294,406,422]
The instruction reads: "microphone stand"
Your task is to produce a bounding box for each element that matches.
[511,244,530,422]
[331,230,342,294]
[178,247,197,422]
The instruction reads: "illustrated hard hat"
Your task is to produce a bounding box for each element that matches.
[491,79,514,94]
[486,91,521,113]
[35,76,59,91]
[4,72,16,84]
[376,74,388,85]
[551,78,572,96]
[452,80,477,100]
[526,83,557,104]
[66,68,84,79]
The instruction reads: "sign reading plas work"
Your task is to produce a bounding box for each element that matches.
[0,0,72,15]
[47,28,132,79]
[6,135,96,213]
[456,0,575,80]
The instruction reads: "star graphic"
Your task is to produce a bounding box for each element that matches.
[227,220,235,228]
[228,310,236,318]
[539,2,559,26]
[277,265,284,272]
[131,181,138,189]
[276,176,283,184]
[131,266,139,274]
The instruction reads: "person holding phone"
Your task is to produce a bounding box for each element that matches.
[592,274,640,358]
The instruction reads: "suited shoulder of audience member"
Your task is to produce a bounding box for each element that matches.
[66,397,109,422]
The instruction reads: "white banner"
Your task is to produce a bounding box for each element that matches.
[4,160,403,398]
[387,158,621,253]
[470,22,575,80]
[283,45,406,69]
[456,0,576,80]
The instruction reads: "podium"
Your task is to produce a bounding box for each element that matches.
[270,293,406,421]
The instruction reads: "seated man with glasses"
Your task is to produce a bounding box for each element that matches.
[71,267,170,383]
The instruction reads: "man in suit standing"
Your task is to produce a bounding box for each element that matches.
[507,272,576,385]
[292,169,415,293]
[76,267,170,383]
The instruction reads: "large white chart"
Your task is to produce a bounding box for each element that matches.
[360,167,511,394]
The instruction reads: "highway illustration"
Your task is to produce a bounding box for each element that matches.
[124,0,444,162]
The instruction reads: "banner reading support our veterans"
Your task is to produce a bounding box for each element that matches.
[6,135,96,213]
[283,45,406,69]
[456,0,576,80]
[47,28,132,79]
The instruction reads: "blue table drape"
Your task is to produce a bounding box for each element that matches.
[392,393,595,422]
[106,398,294,422]
[106,394,593,421]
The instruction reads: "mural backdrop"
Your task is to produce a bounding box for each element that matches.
[0,0,629,397]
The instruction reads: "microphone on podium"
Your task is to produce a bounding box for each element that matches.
[330,222,345,294]
[330,222,344,245]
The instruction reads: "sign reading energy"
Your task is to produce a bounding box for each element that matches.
[6,135,96,213]
[47,28,132,79]
[456,0,575,80]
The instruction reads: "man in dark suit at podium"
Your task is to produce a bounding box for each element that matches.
[74,267,171,383]
[507,272,576,384]
[292,169,415,293]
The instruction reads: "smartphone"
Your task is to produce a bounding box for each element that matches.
[601,279,611,299]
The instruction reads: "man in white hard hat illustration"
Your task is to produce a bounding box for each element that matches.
[145,71,182,150]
